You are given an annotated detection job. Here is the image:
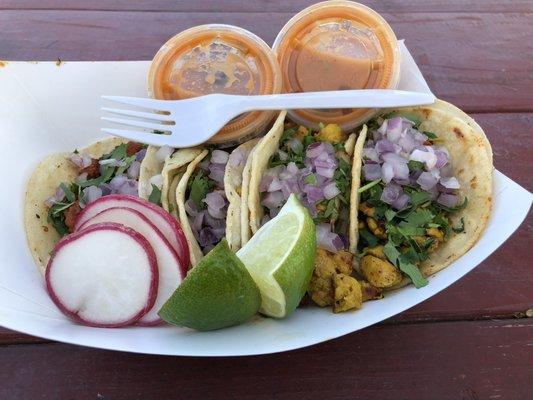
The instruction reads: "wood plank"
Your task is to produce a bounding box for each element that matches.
[0,112,530,342]
[1,0,532,13]
[0,319,531,399]
[1,10,532,113]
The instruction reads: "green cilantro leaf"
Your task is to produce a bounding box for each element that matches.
[59,183,76,203]
[78,166,114,188]
[358,179,381,194]
[408,160,425,172]
[385,209,397,222]
[452,217,465,233]
[424,131,438,139]
[188,170,213,209]
[359,229,378,247]
[405,209,435,227]
[397,258,428,288]
[148,184,162,205]
[304,174,317,185]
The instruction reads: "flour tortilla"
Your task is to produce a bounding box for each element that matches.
[24,137,126,274]
[355,99,493,287]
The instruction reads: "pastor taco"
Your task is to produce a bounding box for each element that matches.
[24,138,150,274]
[354,99,493,290]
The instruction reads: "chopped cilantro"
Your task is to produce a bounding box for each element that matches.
[188,170,213,209]
[323,198,339,220]
[59,183,76,203]
[452,217,465,233]
[359,229,378,247]
[78,166,114,188]
[148,184,162,205]
[408,160,425,172]
[405,209,435,227]
[397,259,428,288]
[424,131,438,139]
[358,179,381,194]
[302,135,315,147]
[385,209,396,222]
[116,155,136,176]
[304,174,317,185]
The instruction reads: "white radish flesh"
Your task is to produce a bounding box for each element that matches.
[46,223,158,327]
[74,194,190,269]
[78,207,184,325]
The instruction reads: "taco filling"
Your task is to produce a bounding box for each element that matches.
[259,122,353,253]
[357,115,466,289]
[183,150,230,254]
[45,141,147,236]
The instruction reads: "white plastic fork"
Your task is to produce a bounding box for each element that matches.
[101,90,436,147]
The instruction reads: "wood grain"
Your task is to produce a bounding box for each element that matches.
[1,0,532,13]
[0,319,531,399]
[1,10,532,112]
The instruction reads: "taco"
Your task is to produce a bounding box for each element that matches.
[148,139,260,267]
[354,99,493,290]
[246,111,370,313]
[24,138,149,274]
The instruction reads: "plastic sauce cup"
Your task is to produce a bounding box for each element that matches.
[149,24,282,146]
[273,1,401,131]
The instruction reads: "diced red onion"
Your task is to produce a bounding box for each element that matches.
[410,149,437,169]
[323,182,340,200]
[135,148,147,162]
[286,162,299,175]
[204,191,225,210]
[304,185,324,203]
[204,212,225,229]
[184,199,198,217]
[192,211,205,232]
[69,153,92,168]
[412,130,428,143]
[268,177,282,192]
[437,193,459,208]
[316,166,335,179]
[375,139,397,155]
[306,142,324,158]
[278,150,289,162]
[127,160,141,179]
[363,163,382,180]
[211,149,230,165]
[208,163,225,187]
[261,190,285,210]
[377,119,388,135]
[316,223,345,252]
[381,162,395,184]
[117,180,138,196]
[363,147,379,162]
[386,117,403,142]
[434,150,448,168]
[149,174,163,189]
[391,193,410,210]
[155,145,174,161]
[440,176,460,189]
[229,148,245,167]
[417,171,438,190]
[44,186,66,207]
[109,175,128,191]
[82,186,103,205]
[99,183,113,196]
[381,183,402,205]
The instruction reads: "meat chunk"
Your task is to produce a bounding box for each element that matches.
[333,274,362,313]
[126,141,144,157]
[80,158,100,179]
[361,255,403,288]
[332,250,354,275]
[359,280,383,301]
[64,202,82,233]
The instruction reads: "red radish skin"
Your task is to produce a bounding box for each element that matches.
[78,207,185,326]
[46,223,158,328]
[75,195,190,268]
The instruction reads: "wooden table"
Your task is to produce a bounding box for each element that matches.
[1,1,531,398]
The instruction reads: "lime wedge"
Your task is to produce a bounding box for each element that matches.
[158,239,261,331]
[237,194,316,318]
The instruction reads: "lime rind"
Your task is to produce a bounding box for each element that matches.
[237,194,316,318]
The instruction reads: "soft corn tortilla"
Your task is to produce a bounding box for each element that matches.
[247,110,360,254]
[224,138,260,251]
[354,99,493,287]
[24,137,126,275]
[173,139,261,266]
[160,148,204,217]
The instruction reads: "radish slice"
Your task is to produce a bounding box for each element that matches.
[46,223,158,328]
[78,207,184,325]
[75,195,190,268]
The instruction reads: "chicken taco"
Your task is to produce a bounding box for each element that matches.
[354,99,493,291]
[246,111,374,313]
[24,138,150,273]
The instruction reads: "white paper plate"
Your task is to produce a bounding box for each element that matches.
[0,54,530,356]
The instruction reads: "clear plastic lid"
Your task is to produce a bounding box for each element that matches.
[149,24,282,146]
[273,1,401,130]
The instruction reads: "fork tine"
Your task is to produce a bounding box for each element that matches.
[102,95,171,111]
[102,117,172,132]
[102,107,174,122]
[101,128,173,147]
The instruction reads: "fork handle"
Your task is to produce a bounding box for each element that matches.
[238,89,435,111]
